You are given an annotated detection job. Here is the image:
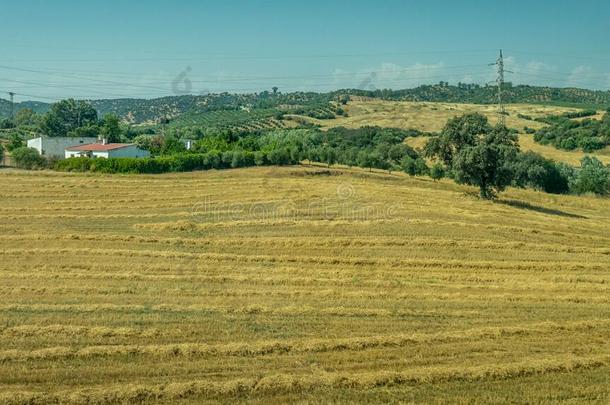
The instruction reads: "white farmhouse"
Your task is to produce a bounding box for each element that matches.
[65,143,150,159]
[27,137,98,159]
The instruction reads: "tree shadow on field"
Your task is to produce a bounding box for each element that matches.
[495,199,588,219]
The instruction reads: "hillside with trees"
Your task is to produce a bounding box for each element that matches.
[345,83,610,107]
[2,84,609,125]
[534,110,610,152]
[0,99,51,117]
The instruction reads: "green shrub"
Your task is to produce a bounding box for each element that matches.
[55,149,295,174]
[430,163,445,181]
[254,151,266,166]
[55,157,93,172]
[511,151,570,194]
[401,156,416,176]
[570,157,609,196]
[11,147,46,170]
[534,111,610,152]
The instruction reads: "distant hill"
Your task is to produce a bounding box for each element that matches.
[345,83,610,107]
[0,99,51,117]
[1,84,609,124]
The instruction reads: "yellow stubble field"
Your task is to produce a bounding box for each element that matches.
[0,166,609,403]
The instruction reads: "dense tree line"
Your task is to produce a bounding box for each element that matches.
[424,114,609,197]
[4,84,610,126]
[54,126,428,175]
[8,101,607,197]
[55,149,300,174]
[37,99,127,142]
[0,99,152,144]
[534,110,610,152]
[343,85,610,106]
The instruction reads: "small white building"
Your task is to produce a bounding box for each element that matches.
[183,139,195,150]
[27,137,98,159]
[65,143,150,159]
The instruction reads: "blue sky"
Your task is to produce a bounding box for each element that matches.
[1,0,610,101]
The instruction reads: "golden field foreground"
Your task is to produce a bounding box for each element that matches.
[0,166,609,403]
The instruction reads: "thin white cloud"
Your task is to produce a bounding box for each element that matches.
[330,62,447,91]
[460,75,475,83]
[567,65,594,87]
[496,57,561,87]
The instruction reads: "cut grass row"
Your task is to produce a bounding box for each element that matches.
[0,166,609,402]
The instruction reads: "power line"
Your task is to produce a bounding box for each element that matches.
[511,70,610,86]
[0,65,172,93]
[0,77,141,98]
[505,49,610,63]
[1,91,61,102]
[0,63,490,85]
[507,65,610,81]
[0,64,495,101]
[0,71,493,92]
[0,49,498,63]
[1,49,608,102]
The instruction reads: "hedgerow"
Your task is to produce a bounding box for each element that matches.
[54,150,297,174]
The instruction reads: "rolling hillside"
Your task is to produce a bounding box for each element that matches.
[405,134,610,166]
[0,166,609,403]
[0,99,51,117]
[345,84,610,106]
[3,87,609,165]
[299,99,579,132]
[299,98,610,166]
[1,84,609,124]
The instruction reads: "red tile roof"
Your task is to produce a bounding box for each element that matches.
[66,143,134,151]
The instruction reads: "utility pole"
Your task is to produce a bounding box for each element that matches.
[8,92,15,121]
[489,50,509,126]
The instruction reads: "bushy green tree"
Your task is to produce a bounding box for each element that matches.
[11,147,46,169]
[343,147,359,168]
[320,146,337,167]
[425,114,519,199]
[101,113,123,143]
[266,148,292,165]
[511,151,570,194]
[134,135,164,155]
[414,158,429,176]
[453,125,519,199]
[430,163,445,181]
[401,156,416,176]
[6,133,24,152]
[68,124,100,138]
[367,151,384,171]
[356,150,370,171]
[193,135,231,153]
[14,108,39,127]
[424,113,491,167]
[570,157,609,196]
[161,135,187,155]
[0,118,15,129]
[40,99,98,137]
[254,151,266,166]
